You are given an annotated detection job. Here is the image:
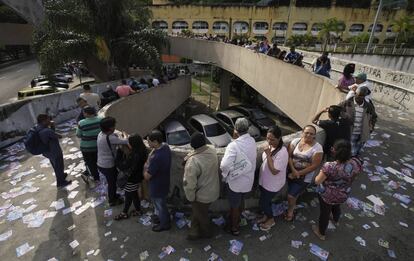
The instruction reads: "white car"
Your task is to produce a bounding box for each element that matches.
[52,73,73,83]
[163,120,191,147]
[187,114,232,148]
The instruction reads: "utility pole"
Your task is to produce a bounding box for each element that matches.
[284,0,294,46]
[366,0,383,53]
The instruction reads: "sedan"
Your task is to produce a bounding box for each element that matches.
[187,114,231,148]
[229,105,276,134]
[161,119,191,147]
[52,73,73,83]
[212,110,261,141]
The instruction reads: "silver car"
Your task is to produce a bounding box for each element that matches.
[163,120,191,147]
[187,114,232,148]
[213,110,261,140]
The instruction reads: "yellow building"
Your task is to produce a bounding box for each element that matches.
[149,1,408,44]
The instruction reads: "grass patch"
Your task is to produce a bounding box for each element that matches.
[191,82,207,96]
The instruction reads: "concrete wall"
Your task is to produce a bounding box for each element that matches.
[296,48,414,112]
[2,0,44,25]
[166,37,344,128]
[101,76,192,137]
[0,82,117,148]
[0,23,34,45]
[332,53,414,74]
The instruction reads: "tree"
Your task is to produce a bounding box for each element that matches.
[391,15,414,45]
[348,32,371,44]
[33,0,168,80]
[286,33,316,47]
[318,18,345,51]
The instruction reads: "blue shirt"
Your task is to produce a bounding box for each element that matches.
[38,125,62,159]
[285,51,300,63]
[148,143,171,198]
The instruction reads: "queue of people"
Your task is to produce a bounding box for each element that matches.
[25,53,377,244]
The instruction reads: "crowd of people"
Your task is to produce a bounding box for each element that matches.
[26,41,379,242]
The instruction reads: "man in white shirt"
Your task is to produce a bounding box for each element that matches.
[220,118,257,235]
[345,72,373,102]
[152,78,160,87]
[80,84,100,109]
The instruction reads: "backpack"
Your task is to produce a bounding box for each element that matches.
[24,126,49,155]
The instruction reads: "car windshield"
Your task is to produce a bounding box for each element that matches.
[252,110,267,120]
[167,130,190,146]
[204,123,226,137]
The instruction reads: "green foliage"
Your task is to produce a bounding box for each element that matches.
[347,32,370,44]
[391,15,414,45]
[33,0,168,79]
[286,33,316,47]
[318,18,345,51]
[181,29,194,37]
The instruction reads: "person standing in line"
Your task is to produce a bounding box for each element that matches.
[256,126,289,231]
[97,117,129,206]
[285,125,323,221]
[76,97,88,122]
[312,140,362,240]
[37,114,72,188]
[338,86,377,157]
[76,106,102,185]
[220,118,257,236]
[114,134,148,220]
[80,84,101,109]
[312,105,351,160]
[345,72,373,103]
[116,79,136,97]
[284,46,300,64]
[336,63,356,92]
[183,132,220,240]
[144,130,172,232]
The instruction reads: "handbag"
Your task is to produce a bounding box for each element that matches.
[106,134,131,188]
[227,143,253,181]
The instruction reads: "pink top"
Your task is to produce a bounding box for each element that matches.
[337,75,355,92]
[259,146,289,192]
[116,85,133,97]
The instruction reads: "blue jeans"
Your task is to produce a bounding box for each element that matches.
[259,186,277,218]
[152,197,170,228]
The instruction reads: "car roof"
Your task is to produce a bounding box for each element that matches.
[191,114,218,125]
[164,120,186,133]
[217,110,244,118]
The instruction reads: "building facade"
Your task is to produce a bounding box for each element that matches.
[149,1,408,44]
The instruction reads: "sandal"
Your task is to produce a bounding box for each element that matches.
[230,229,240,236]
[312,225,326,241]
[114,212,129,221]
[130,210,142,217]
[284,212,295,222]
[260,220,275,231]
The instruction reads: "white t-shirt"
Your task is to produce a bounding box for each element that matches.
[353,100,364,135]
[80,92,100,109]
[345,81,373,102]
[152,78,160,87]
[291,138,323,183]
[259,146,288,192]
[220,134,257,193]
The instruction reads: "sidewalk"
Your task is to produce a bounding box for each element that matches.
[0,104,413,260]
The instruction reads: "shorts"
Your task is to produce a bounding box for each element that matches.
[287,178,309,198]
[227,185,245,208]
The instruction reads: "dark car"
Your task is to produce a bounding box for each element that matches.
[37,80,69,89]
[229,105,276,134]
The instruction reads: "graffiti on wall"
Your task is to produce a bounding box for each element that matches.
[372,82,411,111]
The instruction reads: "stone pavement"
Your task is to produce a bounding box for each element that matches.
[0,103,414,261]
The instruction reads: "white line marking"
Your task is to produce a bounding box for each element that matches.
[17,69,23,72]
[0,76,6,80]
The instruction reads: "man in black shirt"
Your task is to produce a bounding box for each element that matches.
[312,105,351,159]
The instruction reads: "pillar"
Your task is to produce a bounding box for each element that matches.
[219,69,232,110]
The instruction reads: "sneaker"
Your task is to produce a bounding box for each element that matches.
[57,180,72,189]
[152,224,171,232]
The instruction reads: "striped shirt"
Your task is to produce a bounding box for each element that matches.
[76,117,102,152]
[353,101,364,135]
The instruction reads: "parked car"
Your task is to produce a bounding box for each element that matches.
[17,86,66,100]
[229,105,276,134]
[160,119,191,147]
[52,73,73,83]
[187,114,231,148]
[212,110,261,140]
[36,80,69,89]
[31,75,48,84]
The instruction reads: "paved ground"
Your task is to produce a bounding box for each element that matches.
[0,102,413,261]
[0,59,40,104]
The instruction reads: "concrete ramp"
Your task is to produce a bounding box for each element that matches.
[167,37,345,128]
[100,76,191,136]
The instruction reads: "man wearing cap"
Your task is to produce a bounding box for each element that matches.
[76,106,102,183]
[183,132,220,240]
[220,118,257,236]
[339,86,377,156]
[345,72,373,102]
